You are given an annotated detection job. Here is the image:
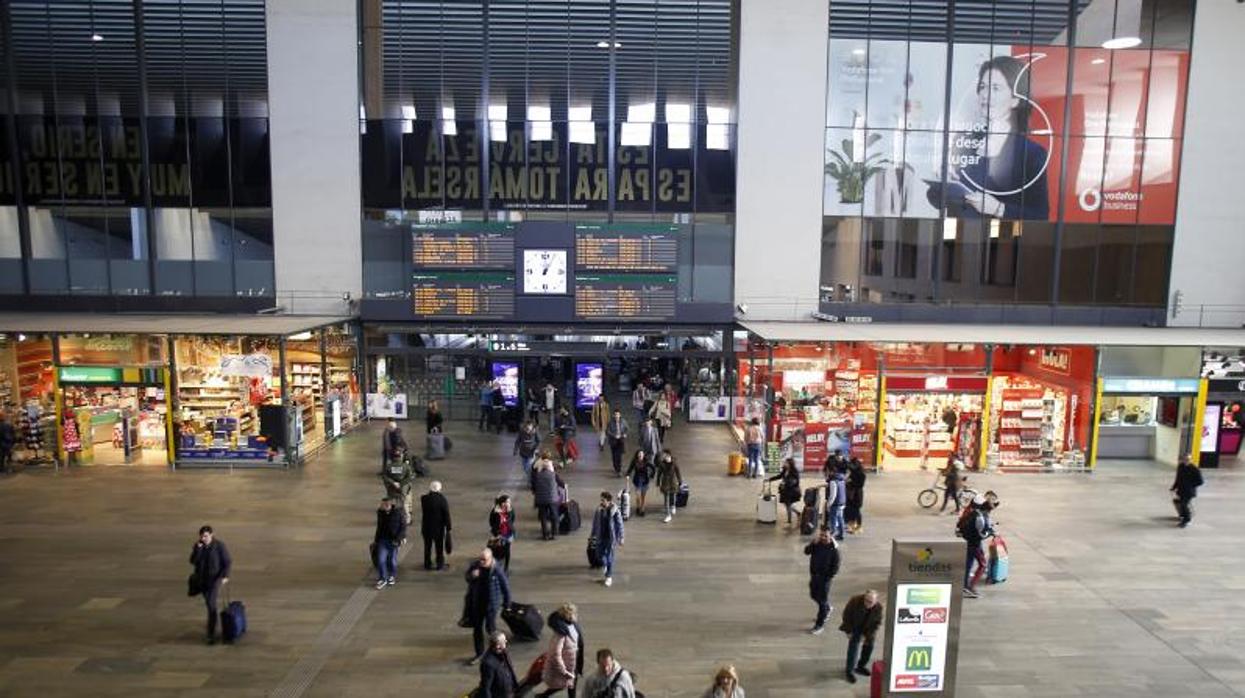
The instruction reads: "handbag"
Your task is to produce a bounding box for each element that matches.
[187,573,203,597]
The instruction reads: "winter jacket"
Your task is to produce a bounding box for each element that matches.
[640,423,662,456]
[591,504,625,550]
[580,666,637,698]
[626,455,653,489]
[420,491,452,537]
[1173,462,1204,499]
[555,410,577,438]
[478,647,519,698]
[542,614,584,690]
[189,539,232,587]
[381,459,414,495]
[425,409,444,434]
[465,561,511,619]
[655,456,683,495]
[768,467,801,505]
[374,506,407,545]
[839,593,884,641]
[605,415,630,441]
[532,466,560,507]
[804,539,841,579]
[703,685,746,698]
[513,428,541,458]
[382,427,408,459]
[591,400,611,431]
[826,472,847,507]
[489,509,516,541]
[846,466,867,506]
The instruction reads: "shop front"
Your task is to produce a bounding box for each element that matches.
[59,366,170,466]
[0,334,56,464]
[1093,376,1203,466]
[986,345,1096,472]
[1199,348,1245,468]
[881,374,987,471]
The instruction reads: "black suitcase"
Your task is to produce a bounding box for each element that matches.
[559,501,582,534]
[587,538,603,568]
[501,602,543,642]
[800,503,818,535]
[220,599,247,643]
[803,487,819,508]
[675,483,690,508]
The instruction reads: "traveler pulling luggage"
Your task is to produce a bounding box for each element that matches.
[800,487,821,535]
[988,534,1010,584]
[219,587,247,643]
[675,482,690,508]
[618,487,631,521]
[426,427,447,461]
[501,602,544,641]
[587,537,604,568]
[756,482,778,524]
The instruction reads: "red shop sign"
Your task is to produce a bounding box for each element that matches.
[886,375,989,392]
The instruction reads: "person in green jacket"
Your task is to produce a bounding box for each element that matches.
[654,449,683,524]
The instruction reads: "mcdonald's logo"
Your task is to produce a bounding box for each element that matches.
[905,646,933,672]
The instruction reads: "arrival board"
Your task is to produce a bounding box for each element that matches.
[574,274,677,320]
[574,225,679,272]
[412,272,515,318]
[411,225,515,269]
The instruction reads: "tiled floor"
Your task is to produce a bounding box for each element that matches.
[0,422,1243,697]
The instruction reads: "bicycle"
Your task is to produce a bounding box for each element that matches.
[918,474,978,510]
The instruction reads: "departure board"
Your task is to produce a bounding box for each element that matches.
[412,272,515,318]
[575,274,678,320]
[574,224,679,272]
[411,224,515,269]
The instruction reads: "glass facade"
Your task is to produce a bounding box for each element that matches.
[358,0,737,302]
[0,0,272,297]
[820,0,1192,313]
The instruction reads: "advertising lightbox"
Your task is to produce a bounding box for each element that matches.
[576,363,603,409]
[491,362,520,408]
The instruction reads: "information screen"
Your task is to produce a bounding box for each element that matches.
[576,363,603,409]
[411,224,515,269]
[889,583,952,692]
[491,362,520,408]
[575,224,679,272]
[412,272,515,318]
[575,274,677,320]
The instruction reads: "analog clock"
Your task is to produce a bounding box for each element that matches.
[522,249,568,294]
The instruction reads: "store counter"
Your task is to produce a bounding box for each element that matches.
[1097,423,1156,459]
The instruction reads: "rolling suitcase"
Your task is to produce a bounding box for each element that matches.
[559,500,582,534]
[220,597,247,643]
[426,432,447,460]
[988,535,1010,583]
[756,484,778,524]
[587,538,603,568]
[675,482,690,508]
[501,602,543,642]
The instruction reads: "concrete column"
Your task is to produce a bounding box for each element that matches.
[734,0,829,321]
[267,0,362,315]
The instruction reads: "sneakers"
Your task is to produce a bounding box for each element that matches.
[663,514,672,523]
[375,579,387,590]
[962,588,979,598]
[604,577,613,587]
[387,576,396,586]
[810,625,824,635]
[855,666,871,677]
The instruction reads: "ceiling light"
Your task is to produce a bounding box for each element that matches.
[401,120,413,134]
[667,122,691,149]
[989,219,1000,239]
[665,102,691,123]
[627,102,655,123]
[530,121,552,141]
[620,121,651,147]
[706,106,731,125]
[441,106,456,121]
[596,40,610,48]
[288,331,313,341]
[91,33,103,42]
[706,124,729,150]
[441,120,457,136]
[17,333,26,341]
[1102,36,1142,50]
[401,105,416,120]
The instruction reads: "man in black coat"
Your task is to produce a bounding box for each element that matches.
[466,548,511,663]
[189,525,232,644]
[1172,456,1205,528]
[804,527,841,634]
[421,480,453,570]
[374,498,407,589]
[381,420,408,467]
[0,413,16,472]
[478,630,519,698]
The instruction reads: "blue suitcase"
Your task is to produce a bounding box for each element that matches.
[220,600,247,643]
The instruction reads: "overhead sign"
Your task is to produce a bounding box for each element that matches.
[883,540,966,696]
[58,367,122,384]
[1101,377,1200,394]
[1207,379,1245,394]
[887,375,989,393]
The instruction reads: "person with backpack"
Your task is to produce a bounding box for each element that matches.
[824,466,847,540]
[590,491,626,588]
[580,648,636,698]
[465,547,512,664]
[655,449,683,524]
[532,456,562,541]
[959,496,995,598]
[605,409,630,476]
[478,630,520,698]
[420,481,452,571]
[839,590,883,684]
[188,525,231,644]
[844,458,867,534]
[1171,455,1204,528]
[625,449,654,517]
[767,458,802,527]
[489,494,516,573]
[537,603,585,697]
[554,405,578,466]
[513,421,542,478]
[804,527,841,634]
[744,418,764,479]
[381,420,408,467]
[374,498,406,589]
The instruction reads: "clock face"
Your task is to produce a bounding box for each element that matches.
[522,249,568,294]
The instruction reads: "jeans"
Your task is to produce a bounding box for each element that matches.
[423,533,445,569]
[1176,495,1194,524]
[376,540,398,581]
[664,491,677,516]
[202,581,220,639]
[810,575,832,628]
[478,406,490,430]
[600,546,615,577]
[471,611,497,658]
[827,505,846,538]
[539,504,559,539]
[846,631,874,671]
[609,439,625,474]
[746,444,762,478]
[964,542,987,590]
[520,454,536,477]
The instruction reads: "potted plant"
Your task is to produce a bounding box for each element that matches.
[825,130,891,204]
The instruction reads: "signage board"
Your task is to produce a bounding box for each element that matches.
[58,367,123,384]
[366,392,408,420]
[575,363,604,409]
[491,362,520,408]
[1208,379,1245,394]
[886,375,989,393]
[882,540,966,697]
[1101,377,1200,394]
[1202,403,1222,454]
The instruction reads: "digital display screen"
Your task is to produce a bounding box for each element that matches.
[491,362,520,408]
[411,224,516,269]
[412,272,515,318]
[574,274,677,320]
[575,224,679,272]
[576,363,603,409]
[1202,403,1222,454]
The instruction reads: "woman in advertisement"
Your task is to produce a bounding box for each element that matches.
[931,55,1050,221]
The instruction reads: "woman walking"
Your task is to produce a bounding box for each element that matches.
[844,457,867,534]
[537,603,585,697]
[655,449,683,524]
[625,450,654,517]
[767,457,802,528]
[488,495,516,573]
[425,399,444,435]
[703,665,745,698]
[591,394,611,451]
[649,391,673,443]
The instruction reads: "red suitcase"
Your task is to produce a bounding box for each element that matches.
[870,660,885,698]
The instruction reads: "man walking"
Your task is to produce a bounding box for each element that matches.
[803,527,840,634]
[1172,455,1204,528]
[590,491,625,587]
[479,380,495,431]
[381,420,408,467]
[825,466,847,540]
[465,548,511,664]
[959,496,994,598]
[513,421,541,478]
[532,458,560,540]
[374,497,406,589]
[605,409,629,476]
[381,449,415,524]
[478,631,520,697]
[188,525,231,644]
[639,416,662,463]
[421,481,453,570]
[580,649,637,697]
[839,589,883,684]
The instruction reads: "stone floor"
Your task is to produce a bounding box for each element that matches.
[1,421,1243,697]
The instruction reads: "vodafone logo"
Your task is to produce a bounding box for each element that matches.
[1079,187,1101,212]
